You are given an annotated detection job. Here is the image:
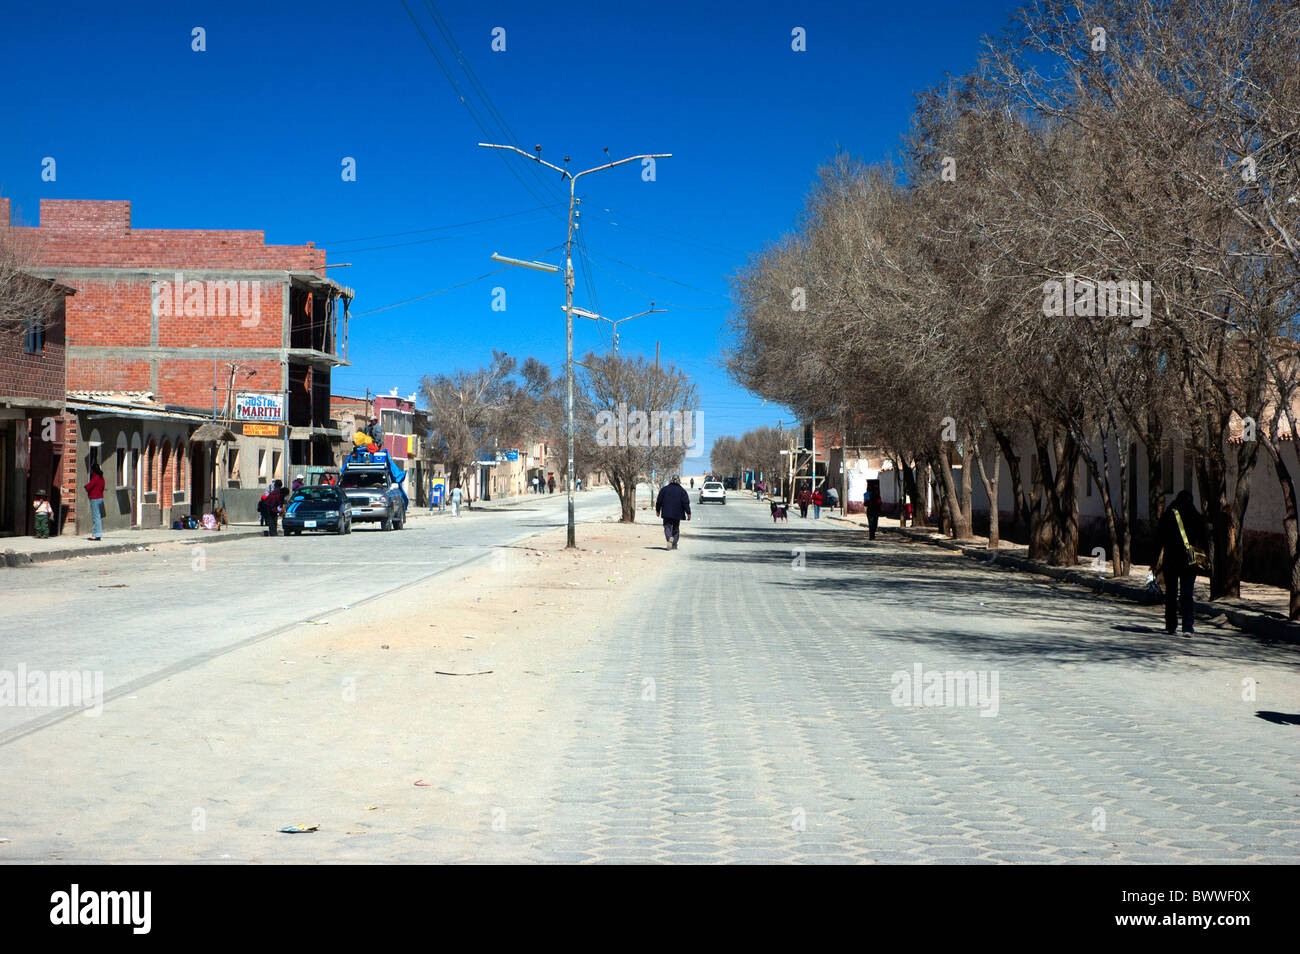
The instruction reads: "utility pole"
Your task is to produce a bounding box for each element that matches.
[480,142,671,548]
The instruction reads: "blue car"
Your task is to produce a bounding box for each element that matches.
[282,485,353,535]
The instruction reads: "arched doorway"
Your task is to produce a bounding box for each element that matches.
[190,443,206,517]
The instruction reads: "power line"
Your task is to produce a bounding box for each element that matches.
[399,0,557,213]
[585,248,730,298]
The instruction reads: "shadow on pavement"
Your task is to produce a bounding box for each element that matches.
[692,521,1300,668]
[1255,711,1300,725]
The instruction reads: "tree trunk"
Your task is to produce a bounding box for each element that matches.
[902,459,927,529]
[972,429,1000,549]
[934,445,971,539]
[959,428,974,538]
[992,424,1029,536]
[1260,437,1300,619]
[1050,429,1081,567]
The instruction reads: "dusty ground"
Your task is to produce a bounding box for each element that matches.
[0,516,674,863]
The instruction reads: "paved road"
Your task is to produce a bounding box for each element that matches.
[0,489,616,740]
[462,495,1300,863]
[3,490,1298,863]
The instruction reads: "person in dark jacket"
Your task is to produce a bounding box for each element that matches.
[865,485,882,540]
[797,487,812,518]
[655,475,692,550]
[1151,489,1206,636]
[263,480,284,536]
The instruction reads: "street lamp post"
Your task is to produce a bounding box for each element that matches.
[479,143,670,549]
[569,306,665,356]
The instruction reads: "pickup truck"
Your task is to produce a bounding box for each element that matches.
[339,452,407,530]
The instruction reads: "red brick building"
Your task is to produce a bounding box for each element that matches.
[0,276,74,537]
[3,198,352,533]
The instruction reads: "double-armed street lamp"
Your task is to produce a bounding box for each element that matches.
[480,142,671,548]
[567,303,665,354]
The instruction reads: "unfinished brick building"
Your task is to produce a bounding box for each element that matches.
[3,198,351,534]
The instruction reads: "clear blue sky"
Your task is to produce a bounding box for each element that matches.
[1,0,1023,467]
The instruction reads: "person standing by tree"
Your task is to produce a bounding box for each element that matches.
[655,475,692,550]
[1151,489,1207,637]
[85,462,105,541]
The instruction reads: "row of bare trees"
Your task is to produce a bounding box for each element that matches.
[419,349,697,522]
[710,427,787,493]
[726,0,1300,615]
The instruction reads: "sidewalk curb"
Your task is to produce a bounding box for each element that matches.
[828,514,1300,645]
[409,492,577,518]
[2,527,265,568]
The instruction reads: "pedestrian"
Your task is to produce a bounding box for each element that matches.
[577,476,583,491]
[812,487,824,518]
[654,474,692,550]
[826,485,839,511]
[797,486,811,518]
[1151,489,1207,637]
[292,474,305,494]
[548,474,556,494]
[866,486,882,539]
[690,477,695,489]
[85,462,105,540]
[33,490,53,539]
[532,475,539,494]
[263,479,284,536]
[450,484,463,518]
[901,499,913,527]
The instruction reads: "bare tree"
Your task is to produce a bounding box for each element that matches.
[583,351,699,522]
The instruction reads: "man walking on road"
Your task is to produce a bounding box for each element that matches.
[655,474,692,550]
[450,484,463,518]
[865,485,881,539]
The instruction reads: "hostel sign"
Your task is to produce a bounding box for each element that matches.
[235,392,285,423]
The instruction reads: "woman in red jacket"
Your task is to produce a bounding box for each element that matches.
[85,463,105,540]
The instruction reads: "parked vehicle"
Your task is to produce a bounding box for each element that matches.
[283,485,352,535]
[699,480,727,505]
[339,461,406,530]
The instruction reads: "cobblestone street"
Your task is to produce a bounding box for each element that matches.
[452,498,1300,863]
[2,492,1297,863]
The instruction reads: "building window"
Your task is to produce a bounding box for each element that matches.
[271,450,281,480]
[145,441,156,492]
[227,447,239,480]
[258,449,268,478]
[23,316,44,354]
